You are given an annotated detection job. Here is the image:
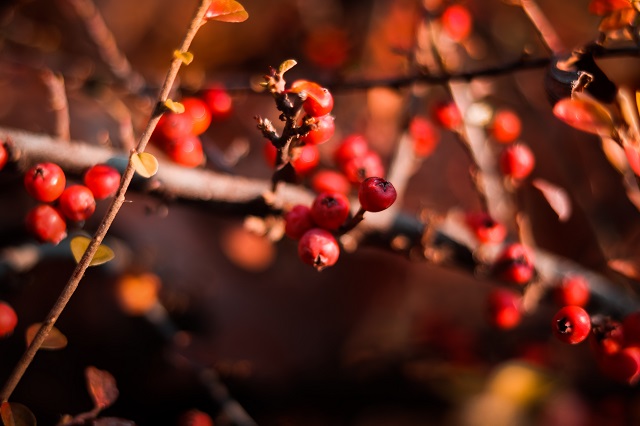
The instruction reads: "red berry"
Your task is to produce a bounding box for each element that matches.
[166,134,205,168]
[487,288,521,330]
[290,80,334,117]
[25,204,67,244]
[311,192,350,230]
[154,112,192,145]
[24,162,66,202]
[552,305,591,344]
[84,164,121,200]
[333,134,369,166]
[491,109,522,144]
[623,311,640,347]
[181,97,212,135]
[499,144,535,180]
[441,4,473,42]
[409,116,440,157]
[311,169,351,195]
[202,86,233,121]
[341,151,385,184]
[358,177,397,212]
[178,409,214,426]
[58,185,96,222]
[298,228,340,271]
[432,101,462,130]
[0,143,7,171]
[0,301,17,338]
[554,275,590,307]
[590,319,624,358]
[465,212,507,244]
[599,347,640,384]
[494,243,535,284]
[284,205,315,240]
[301,114,335,145]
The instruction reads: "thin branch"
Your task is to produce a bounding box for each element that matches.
[40,69,70,142]
[0,0,214,403]
[520,0,566,54]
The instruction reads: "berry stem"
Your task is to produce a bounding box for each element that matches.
[0,0,214,403]
[340,207,366,234]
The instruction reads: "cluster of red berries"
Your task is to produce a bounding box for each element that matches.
[23,162,121,244]
[487,108,535,181]
[151,86,232,168]
[285,177,397,271]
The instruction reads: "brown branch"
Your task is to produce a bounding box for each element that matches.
[65,0,146,92]
[0,0,214,403]
[40,69,70,142]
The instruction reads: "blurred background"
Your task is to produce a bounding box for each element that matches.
[2,0,640,424]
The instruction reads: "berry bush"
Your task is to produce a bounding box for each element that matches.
[2,0,640,424]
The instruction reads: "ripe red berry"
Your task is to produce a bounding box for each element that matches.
[178,409,214,426]
[499,144,535,180]
[341,151,385,184]
[84,164,121,200]
[494,243,535,284]
[301,114,335,145]
[554,275,590,307]
[623,311,640,347]
[291,80,334,117]
[311,169,351,195]
[465,212,507,244]
[202,86,233,121]
[181,97,212,136]
[284,205,315,240]
[432,101,462,130]
[590,319,624,358]
[154,112,192,145]
[487,288,521,330]
[166,134,205,168]
[441,4,473,42]
[333,134,369,166]
[24,162,66,202]
[0,301,17,338]
[599,346,640,384]
[491,109,522,144]
[25,204,67,244]
[358,177,397,212]
[0,143,7,171]
[298,228,340,271]
[409,116,440,158]
[552,305,591,344]
[311,192,350,230]
[58,185,96,222]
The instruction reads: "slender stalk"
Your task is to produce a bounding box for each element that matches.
[40,69,70,142]
[0,0,213,403]
[520,0,566,54]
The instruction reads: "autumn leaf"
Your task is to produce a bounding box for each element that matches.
[25,323,68,350]
[86,366,119,411]
[204,0,249,23]
[0,402,36,426]
[130,152,159,178]
[70,236,115,266]
[553,94,615,136]
[532,179,572,222]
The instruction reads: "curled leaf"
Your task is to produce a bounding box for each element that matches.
[25,323,68,350]
[0,402,36,426]
[86,366,119,411]
[70,236,115,266]
[173,50,194,65]
[553,95,615,136]
[204,0,249,23]
[278,59,297,75]
[163,99,185,114]
[131,152,159,178]
[532,179,572,222]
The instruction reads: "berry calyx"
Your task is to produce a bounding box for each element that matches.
[590,318,624,358]
[284,205,315,240]
[166,134,205,168]
[58,185,96,222]
[298,228,340,271]
[552,305,591,344]
[24,162,66,202]
[494,243,535,285]
[0,301,17,338]
[290,80,334,117]
[358,177,397,212]
[409,116,440,158]
[25,204,67,244]
[465,212,507,244]
[311,192,350,230]
[491,109,522,144]
[0,143,7,171]
[487,288,521,330]
[181,97,212,135]
[84,164,121,200]
[554,275,590,307]
[499,144,535,180]
[301,114,335,145]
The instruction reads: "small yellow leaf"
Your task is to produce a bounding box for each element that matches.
[25,323,68,350]
[131,152,159,178]
[1,402,36,426]
[278,59,297,75]
[70,236,115,266]
[204,0,249,23]
[173,50,194,65]
[163,99,185,114]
